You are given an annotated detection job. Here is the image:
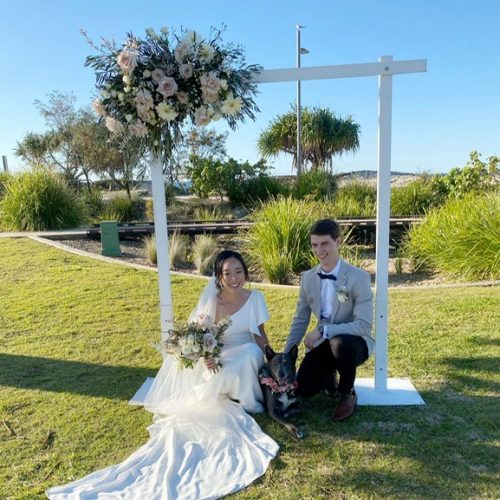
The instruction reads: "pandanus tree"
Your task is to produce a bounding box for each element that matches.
[257,106,360,172]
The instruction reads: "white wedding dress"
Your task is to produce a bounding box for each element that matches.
[47,289,279,499]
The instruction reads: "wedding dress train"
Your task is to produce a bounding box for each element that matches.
[47,290,279,499]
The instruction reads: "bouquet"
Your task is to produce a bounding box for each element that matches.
[164,314,230,371]
[83,25,262,158]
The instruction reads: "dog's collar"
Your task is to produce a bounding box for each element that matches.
[259,375,298,394]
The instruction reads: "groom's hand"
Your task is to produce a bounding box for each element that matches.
[304,329,322,351]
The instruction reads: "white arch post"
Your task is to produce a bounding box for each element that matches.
[144,56,427,406]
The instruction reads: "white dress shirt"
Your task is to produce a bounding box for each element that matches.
[319,259,341,321]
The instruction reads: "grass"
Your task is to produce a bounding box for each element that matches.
[1,238,499,499]
[192,234,218,275]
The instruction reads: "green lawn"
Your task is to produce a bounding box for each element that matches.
[1,238,499,499]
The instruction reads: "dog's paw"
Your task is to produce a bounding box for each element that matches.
[288,425,304,439]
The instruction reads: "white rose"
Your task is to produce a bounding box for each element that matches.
[201,88,219,104]
[92,99,106,117]
[129,119,149,138]
[181,345,193,355]
[199,43,215,62]
[125,114,133,122]
[122,74,131,85]
[200,71,221,92]
[194,105,213,126]
[105,116,125,134]
[116,50,137,74]
[143,69,151,78]
[184,30,201,43]
[176,91,189,105]
[220,79,228,91]
[174,39,194,63]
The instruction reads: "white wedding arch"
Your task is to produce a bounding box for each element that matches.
[146,56,427,406]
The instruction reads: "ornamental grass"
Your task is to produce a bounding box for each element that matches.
[404,191,500,281]
[0,168,85,231]
[242,197,323,284]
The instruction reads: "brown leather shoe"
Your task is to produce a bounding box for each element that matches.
[331,390,357,421]
[323,372,339,398]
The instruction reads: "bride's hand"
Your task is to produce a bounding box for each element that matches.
[204,357,217,371]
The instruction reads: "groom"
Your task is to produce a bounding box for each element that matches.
[285,219,374,421]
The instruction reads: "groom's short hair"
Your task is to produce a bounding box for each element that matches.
[310,219,341,240]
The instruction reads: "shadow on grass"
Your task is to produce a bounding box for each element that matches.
[0,353,156,400]
[254,374,498,498]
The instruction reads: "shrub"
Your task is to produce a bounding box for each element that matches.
[391,176,438,216]
[186,157,272,202]
[334,180,376,217]
[243,198,322,284]
[291,169,337,201]
[192,235,219,275]
[226,175,288,206]
[404,191,500,281]
[430,151,499,202]
[80,189,105,222]
[101,194,143,222]
[0,168,85,230]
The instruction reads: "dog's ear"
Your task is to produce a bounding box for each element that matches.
[265,344,276,361]
[288,344,299,362]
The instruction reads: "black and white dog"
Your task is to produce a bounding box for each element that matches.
[259,344,304,439]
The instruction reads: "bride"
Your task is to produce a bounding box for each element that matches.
[47,250,279,499]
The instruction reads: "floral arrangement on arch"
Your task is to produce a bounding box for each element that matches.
[163,314,230,372]
[84,26,262,157]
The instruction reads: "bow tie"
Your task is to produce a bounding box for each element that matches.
[317,272,336,280]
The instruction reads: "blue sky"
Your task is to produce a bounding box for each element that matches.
[1,0,498,176]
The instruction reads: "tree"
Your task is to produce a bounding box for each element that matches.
[15,91,147,196]
[257,106,360,173]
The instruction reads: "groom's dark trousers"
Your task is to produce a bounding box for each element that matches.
[297,334,368,397]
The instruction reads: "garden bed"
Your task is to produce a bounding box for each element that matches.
[57,236,454,288]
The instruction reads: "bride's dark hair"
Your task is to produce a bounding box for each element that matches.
[214,250,249,291]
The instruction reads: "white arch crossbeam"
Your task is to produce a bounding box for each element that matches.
[147,57,427,407]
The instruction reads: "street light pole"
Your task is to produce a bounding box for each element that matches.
[296,25,309,176]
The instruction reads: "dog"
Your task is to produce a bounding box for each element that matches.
[259,344,304,439]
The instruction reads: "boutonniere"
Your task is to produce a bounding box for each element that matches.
[336,285,350,303]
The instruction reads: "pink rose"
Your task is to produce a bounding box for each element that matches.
[151,68,166,83]
[157,77,178,98]
[179,63,193,79]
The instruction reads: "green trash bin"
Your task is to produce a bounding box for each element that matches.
[100,221,122,257]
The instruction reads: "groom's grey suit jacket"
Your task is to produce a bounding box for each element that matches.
[285,259,375,356]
